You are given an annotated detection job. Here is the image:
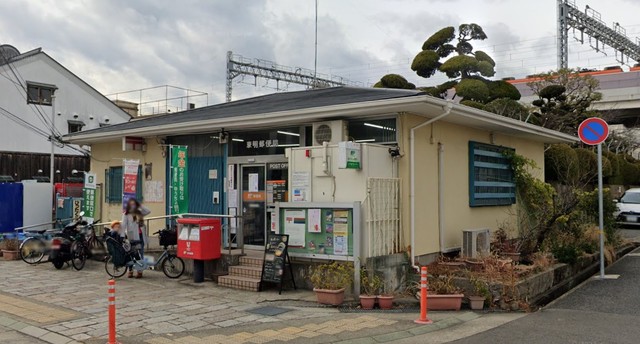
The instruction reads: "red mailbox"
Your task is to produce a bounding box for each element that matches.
[177,218,221,260]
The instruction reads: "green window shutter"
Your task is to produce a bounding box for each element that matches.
[469,141,516,207]
[106,167,123,204]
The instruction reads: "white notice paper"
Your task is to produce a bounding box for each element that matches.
[228,189,238,208]
[291,171,310,202]
[283,209,306,247]
[308,208,321,233]
[249,173,259,192]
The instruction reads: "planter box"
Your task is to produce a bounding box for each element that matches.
[2,250,18,261]
[428,294,464,311]
[314,288,346,306]
[468,296,485,310]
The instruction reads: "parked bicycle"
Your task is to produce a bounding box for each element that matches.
[104,228,184,279]
[50,212,89,270]
[19,229,56,264]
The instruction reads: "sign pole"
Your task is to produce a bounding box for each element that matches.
[168,144,173,218]
[578,117,609,280]
[597,143,605,279]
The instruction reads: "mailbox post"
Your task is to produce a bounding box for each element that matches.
[177,218,221,283]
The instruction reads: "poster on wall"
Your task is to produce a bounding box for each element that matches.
[143,181,164,203]
[267,180,287,204]
[308,208,321,233]
[333,209,349,255]
[283,209,306,247]
[170,146,189,214]
[291,172,310,202]
[122,159,140,210]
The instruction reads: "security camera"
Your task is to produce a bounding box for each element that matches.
[388,146,401,158]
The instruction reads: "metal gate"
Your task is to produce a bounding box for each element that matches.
[366,177,402,257]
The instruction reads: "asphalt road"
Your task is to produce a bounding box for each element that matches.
[451,246,640,344]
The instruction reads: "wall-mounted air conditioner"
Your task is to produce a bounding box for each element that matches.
[462,228,490,258]
[312,120,348,146]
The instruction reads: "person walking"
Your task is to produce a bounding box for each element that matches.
[122,198,150,278]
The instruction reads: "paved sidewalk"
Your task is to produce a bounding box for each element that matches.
[0,259,524,343]
[451,247,640,344]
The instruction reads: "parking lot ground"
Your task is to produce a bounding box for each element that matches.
[0,259,521,343]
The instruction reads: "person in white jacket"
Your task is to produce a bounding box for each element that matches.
[122,198,150,278]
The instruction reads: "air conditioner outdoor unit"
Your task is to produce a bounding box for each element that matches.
[462,228,490,258]
[312,120,348,146]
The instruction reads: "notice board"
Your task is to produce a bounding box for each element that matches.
[278,205,354,258]
[261,234,290,283]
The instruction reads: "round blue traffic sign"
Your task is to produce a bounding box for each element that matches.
[578,117,609,145]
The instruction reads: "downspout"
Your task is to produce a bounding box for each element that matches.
[410,101,453,271]
[438,143,445,252]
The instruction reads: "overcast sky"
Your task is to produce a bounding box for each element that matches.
[2,0,640,107]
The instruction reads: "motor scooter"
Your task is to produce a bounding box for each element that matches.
[50,212,88,270]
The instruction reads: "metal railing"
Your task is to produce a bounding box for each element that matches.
[92,213,244,255]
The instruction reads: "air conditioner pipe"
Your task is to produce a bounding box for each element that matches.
[410,101,453,271]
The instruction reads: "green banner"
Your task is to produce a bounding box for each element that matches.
[82,173,97,221]
[171,146,189,214]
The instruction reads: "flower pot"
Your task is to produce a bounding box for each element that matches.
[503,252,521,263]
[314,288,346,306]
[359,295,376,310]
[2,250,18,261]
[427,294,464,311]
[468,295,485,310]
[377,295,394,310]
[464,260,484,272]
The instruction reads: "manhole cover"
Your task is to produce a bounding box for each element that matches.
[247,306,291,316]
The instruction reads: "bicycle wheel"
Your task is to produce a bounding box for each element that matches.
[89,238,107,260]
[105,256,128,278]
[71,241,87,271]
[20,237,46,264]
[161,254,185,279]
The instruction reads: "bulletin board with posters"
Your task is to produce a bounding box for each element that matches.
[274,202,360,262]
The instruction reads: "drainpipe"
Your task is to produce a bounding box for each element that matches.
[410,101,453,271]
[438,143,445,252]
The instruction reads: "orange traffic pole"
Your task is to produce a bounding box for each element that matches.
[414,266,432,324]
[107,279,120,344]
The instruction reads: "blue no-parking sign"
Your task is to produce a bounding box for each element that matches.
[578,117,609,145]
[577,117,609,279]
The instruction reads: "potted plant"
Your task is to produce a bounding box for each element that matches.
[494,228,522,263]
[427,273,464,311]
[310,262,354,306]
[360,269,382,310]
[378,281,395,310]
[468,275,489,310]
[1,238,20,261]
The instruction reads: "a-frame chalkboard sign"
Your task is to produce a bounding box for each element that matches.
[260,234,297,294]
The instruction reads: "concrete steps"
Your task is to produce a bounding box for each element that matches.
[218,252,264,292]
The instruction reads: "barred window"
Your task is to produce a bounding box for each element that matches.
[105,166,142,203]
[468,141,516,207]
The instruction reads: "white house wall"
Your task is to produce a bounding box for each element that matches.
[0,53,129,155]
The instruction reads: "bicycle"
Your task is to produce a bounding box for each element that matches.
[84,223,107,260]
[104,229,185,279]
[19,229,58,264]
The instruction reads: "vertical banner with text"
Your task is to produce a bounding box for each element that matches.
[82,172,97,223]
[122,159,140,211]
[171,146,189,214]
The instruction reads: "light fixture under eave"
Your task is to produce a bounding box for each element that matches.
[364,122,396,131]
[277,144,300,147]
[355,139,376,143]
[232,138,244,142]
[277,130,300,137]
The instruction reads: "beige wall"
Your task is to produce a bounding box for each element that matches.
[90,139,167,224]
[399,113,545,257]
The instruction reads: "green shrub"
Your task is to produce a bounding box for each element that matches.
[551,243,580,264]
[544,144,579,183]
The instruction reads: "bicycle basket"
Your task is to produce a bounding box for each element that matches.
[106,237,128,267]
[158,229,177,246]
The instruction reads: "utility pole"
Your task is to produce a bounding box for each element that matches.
[50,94,56,186]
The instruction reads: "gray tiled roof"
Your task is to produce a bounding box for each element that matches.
[66,86,424,137]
